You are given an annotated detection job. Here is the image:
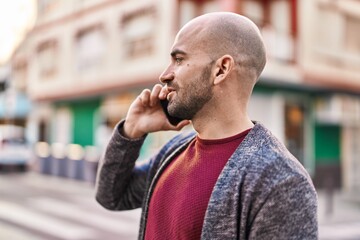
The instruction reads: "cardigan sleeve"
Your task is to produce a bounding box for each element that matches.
[95,120,195,212]
[95,120,150,210]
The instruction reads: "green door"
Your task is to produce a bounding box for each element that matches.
[313,124,341,188]
[71,99,100,147]
[314,124,341,164]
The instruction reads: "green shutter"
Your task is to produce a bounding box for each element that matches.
[71,99,100,146]
[314,124,341,164]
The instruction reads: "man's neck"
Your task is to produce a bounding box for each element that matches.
[192,113,254,140]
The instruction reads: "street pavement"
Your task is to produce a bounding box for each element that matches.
[2,172,360,239]
[318,190,360,240]
[0,172,141,240]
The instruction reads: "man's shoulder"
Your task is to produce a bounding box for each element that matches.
[235,122,311,181]
[235,122,288,159]
[243,122,294,161]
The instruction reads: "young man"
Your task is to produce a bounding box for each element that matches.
[96,12,318,239]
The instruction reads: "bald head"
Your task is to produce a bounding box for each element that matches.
[177,12,266,82]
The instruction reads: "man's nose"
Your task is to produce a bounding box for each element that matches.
[159,68,175,84]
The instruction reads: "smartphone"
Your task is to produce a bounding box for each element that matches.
[160,99,184,125]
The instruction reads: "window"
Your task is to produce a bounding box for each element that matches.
[39,120,48,142]
[345,15,360,54]
[317,5,341,52]
[12,59,28,91]
[315,1,360,69]
[37,40,58,78]
[75,24,106,72]
[0,81,6,92]
[0,65,10,92]
[285,103,305,164]
[242,0,264,26]
[178,0,220,27]
[121,6,157,58]
[38,0,59,15]
[179,1,197,27]
[243,0,296,62]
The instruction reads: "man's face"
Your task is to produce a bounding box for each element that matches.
[168,63,213,120]
[160,29,214,120]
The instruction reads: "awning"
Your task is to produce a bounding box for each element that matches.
[0,91,31,118]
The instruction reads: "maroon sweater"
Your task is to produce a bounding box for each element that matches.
[144,129,250,240]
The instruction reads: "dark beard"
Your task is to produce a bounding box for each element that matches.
[168,65,213,120]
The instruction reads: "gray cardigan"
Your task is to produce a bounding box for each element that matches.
[95,121,318,239]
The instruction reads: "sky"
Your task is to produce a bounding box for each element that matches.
[0,0,37,65]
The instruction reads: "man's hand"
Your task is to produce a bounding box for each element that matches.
[122,84,190,139]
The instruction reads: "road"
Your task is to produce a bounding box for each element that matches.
[2,171,360,240]
[318,190,360,240]
[0,172,141,240]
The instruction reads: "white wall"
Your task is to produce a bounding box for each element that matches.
[248,93,285,143]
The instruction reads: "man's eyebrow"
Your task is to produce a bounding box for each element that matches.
[170,49,187,57]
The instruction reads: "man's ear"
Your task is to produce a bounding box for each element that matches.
[213,55,234,85]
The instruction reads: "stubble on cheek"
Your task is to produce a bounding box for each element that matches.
[168,66,213,120]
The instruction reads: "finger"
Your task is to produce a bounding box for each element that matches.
[139,89,151,106]
[150,84,162,107]
[168,120,191,130]
[159,85,169,100]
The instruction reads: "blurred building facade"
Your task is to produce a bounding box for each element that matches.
[0,63,31,143]
[9,0,360,191]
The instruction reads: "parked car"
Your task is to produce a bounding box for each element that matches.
[0,125,32,171]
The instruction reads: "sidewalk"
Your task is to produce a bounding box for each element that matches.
[318,190,360,239]
[0,172,141,240]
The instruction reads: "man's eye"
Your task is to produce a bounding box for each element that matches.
[175,57,183,64]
